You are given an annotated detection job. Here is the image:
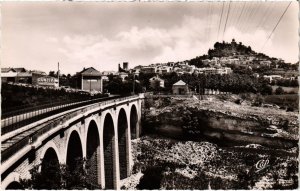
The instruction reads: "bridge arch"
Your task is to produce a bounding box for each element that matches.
[86,120,101,187]
[1,172,21,190]
[40,141,61,164]
[66,130,83,174]
[130,104,138,139]
[40,147,61,189]
[103,113,116,189]
[6,181,22,190]
[118,108,129,179]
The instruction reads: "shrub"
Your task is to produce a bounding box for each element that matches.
[275,87,285,95]
[20,158,101,190]
[137,166,164,189]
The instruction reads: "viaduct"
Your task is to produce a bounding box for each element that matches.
[1,94,144,189]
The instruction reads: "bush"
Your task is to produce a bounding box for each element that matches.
[20,158,101,190]
[260,84,273,95]
[275,87,285,95]
[137,166,164,189]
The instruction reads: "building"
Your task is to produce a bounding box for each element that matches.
[117,72,129,81]
[16,72,33,84]
[149,76,164,89]
[172,80,189,95]
[263,75,283,83]
[76,67,103,93]
[118,62,129,72]
[34,75,59,88]
[140,66,157,74]
[260,60,272,67]
[13,68,27,73]
[1,68,18,83]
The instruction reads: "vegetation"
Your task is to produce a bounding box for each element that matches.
[20,158,101,190]
[1,83,108,113]
[138,72,277,95]
[132,136,298,190]
[275,87,285,95]
[103,74,143,95]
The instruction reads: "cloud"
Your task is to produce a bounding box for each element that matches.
[56,15,293,74]
[46,37,59,43]
[58,16,216,72]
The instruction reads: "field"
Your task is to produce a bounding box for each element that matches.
[263,94,299,111]
[271,86,298,94]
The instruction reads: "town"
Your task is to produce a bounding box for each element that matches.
[2,39,298,98]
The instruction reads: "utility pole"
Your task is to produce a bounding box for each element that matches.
[57,62,60,87]
[199,82,201,100]
[132,75,135,95]
[89,79,91,92]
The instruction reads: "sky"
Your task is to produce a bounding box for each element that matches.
[1,1,299,75]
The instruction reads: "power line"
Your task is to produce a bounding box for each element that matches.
[207,3,212,42]
[217,2,225,42]
[240,1,254,32]
[260,1,292,52]
[243,2,260,33]
[235,2,246,28]
[222,1,231,41]
[255,2,274,30]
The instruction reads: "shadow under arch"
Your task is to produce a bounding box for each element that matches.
[86,120,101,187]
[6,181,23,190]
[130,105,138,139]
[66,130,83,188]
[103,113,115,189]
[39,147,60,189]
[118,108,129,180]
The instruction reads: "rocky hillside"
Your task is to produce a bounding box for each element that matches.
[122,135,298,190]
[144,95,298,147]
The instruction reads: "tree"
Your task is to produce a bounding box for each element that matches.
[275,87,285,95]
[260,83,273,95]
[20,158,101,190]
[49,71,56,77]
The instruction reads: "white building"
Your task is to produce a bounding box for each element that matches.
[149,76,164,89]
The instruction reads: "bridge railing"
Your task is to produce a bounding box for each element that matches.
[1,94,143,163]
[1,96,122,135]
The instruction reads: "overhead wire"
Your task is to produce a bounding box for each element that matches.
[255,2,274,30]
[222,1,231,41]
[243,2,260,33]
[240,1,254,32]
[217,2,225,42]
[260,1,292,52]
[235,1,246,29]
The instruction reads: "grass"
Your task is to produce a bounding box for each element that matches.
[271,86,298,94]
[263,94,298,111]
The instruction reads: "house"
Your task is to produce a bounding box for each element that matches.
[76,67,103,92]
[117,72,129,81]
[172,80,189,95]
[140,66,157,74]
[13,68,27,73]
[263,75,283,83]
[149,76,164,89]
[1,68,18,83]
[16,72,32,84]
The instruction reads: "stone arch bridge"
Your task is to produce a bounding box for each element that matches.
[1,94,144,189]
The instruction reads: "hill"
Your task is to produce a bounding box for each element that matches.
[188,39,280,68]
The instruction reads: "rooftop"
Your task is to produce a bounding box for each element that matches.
[173,80,187,86]
[78,67,101,76]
